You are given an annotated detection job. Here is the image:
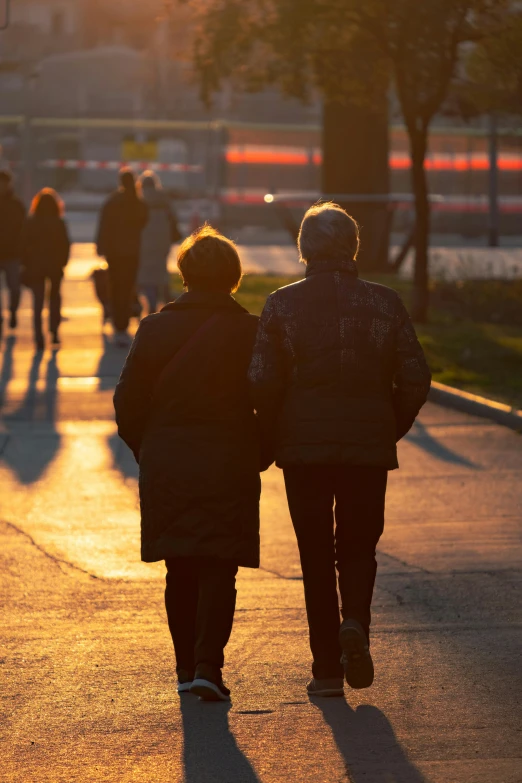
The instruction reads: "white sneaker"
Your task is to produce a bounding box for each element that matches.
[190,678,231,702]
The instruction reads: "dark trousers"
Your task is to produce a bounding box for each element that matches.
[0,260,21,323]
[107,255,139,332]
[32,273,62,339]
[283,464,388,679]
[165,557,238,676]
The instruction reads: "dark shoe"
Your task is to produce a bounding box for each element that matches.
[190,663,231,702]
[51,331,60,346]
[35,334,45,352]
[9,312,17,330]
[339,619,374,689]
[177,669,195,694]
[307,678,344,697]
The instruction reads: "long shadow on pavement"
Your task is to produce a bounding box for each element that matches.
[312,699,426,783]
[180,698,260,783]
[405,419,479,468]
[0,347,61,483]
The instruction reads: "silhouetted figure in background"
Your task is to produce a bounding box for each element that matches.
[0,170,25,340]
[96,168,148,346]
[249,202,431,697]
[22,188,70,352]
[114,226,267,702]
[138,170,181,314]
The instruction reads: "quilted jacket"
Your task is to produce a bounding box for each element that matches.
[248,258,431,469]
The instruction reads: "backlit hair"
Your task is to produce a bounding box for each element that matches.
[29,187,65,218]
[298,201,360,264]
[177,224,242,293]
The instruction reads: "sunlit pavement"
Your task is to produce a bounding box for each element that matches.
[1,263,521,782]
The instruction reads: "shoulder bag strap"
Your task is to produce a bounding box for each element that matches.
[151,311,223,406]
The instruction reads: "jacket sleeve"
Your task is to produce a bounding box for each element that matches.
[96,199,110,257]
[248,294,287,465]
[15,199,26,257]
[59,220,71,268]
[113,320,155,461]
[392,295,432,440]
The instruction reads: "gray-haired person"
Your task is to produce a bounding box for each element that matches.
[249,202,431,696]
[138,171,181,314]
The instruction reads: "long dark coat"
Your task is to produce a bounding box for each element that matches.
[249,258,431,470]
[0,192,26,263]
[23,214,70,279]
[113,291,261,568]
[96,189,148,259]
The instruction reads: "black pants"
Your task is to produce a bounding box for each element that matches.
[32,273,62,339]
[165,557,238,676]
[107,256,139,332]
[0,260,21,326]
[283,465,388,679]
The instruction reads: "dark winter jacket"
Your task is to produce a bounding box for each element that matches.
[96,189,148,260]
[22,214,70,279]
[113,291,262,567]
[0,192,26,263]
[248,258,431,470]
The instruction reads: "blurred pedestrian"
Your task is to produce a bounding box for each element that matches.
[0,170,25,340]
[114,226,269,702]
[22,188,70,352]
[138,170,181,314]
[96,168,148,346]
[249,202,431,697]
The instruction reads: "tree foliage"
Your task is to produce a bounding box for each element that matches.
[462,8,522,114]
[188,0,507,320]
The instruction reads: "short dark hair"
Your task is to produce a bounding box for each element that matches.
[298,201,360,264]
[119,167,136,192]
[177,224,243,293]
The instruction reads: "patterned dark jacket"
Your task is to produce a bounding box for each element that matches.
[248,258,431,470]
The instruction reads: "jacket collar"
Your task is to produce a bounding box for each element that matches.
[305,258,359,279]
[161,290,249,314]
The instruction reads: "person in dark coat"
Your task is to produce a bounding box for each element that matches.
[0,170,26,339]
[96,168,148,346]
[22,188,70,351]
[137,170,181,314]
[249,202,431,697]
[114,225,264,702]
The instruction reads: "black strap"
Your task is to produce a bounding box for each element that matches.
[151,312,223,406]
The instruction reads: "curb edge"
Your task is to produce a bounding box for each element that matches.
[428,381,522,432]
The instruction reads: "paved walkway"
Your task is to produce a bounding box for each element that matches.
[0,273,521,782]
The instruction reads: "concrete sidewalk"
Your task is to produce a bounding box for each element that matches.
[0,274,521,782]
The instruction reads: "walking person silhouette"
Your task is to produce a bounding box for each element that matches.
[96,168,148,346]
[0,170,25,341]
[22,188,70,352]
[114,226,271,701]
[249,202,431,696]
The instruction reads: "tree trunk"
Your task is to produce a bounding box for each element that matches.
[409,127,430,322]
[322,95,390,273]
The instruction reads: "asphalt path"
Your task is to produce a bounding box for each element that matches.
[0,272,521,782]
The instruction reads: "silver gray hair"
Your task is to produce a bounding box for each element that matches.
[297,201,360,264]
[138,169,162,190]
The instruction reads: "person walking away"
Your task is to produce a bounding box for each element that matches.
[249,202,431,697]
[114,225,268,702]
[138,170,181,314]
[0,170,26,340]
[22,188,70,352]
[96,168,148,346]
